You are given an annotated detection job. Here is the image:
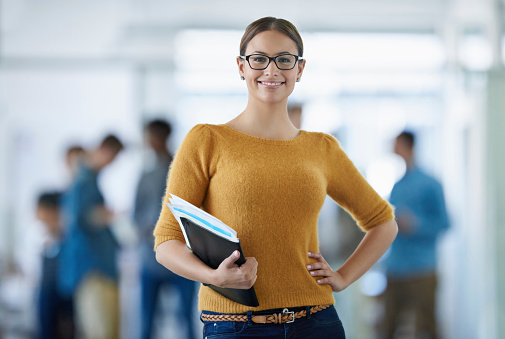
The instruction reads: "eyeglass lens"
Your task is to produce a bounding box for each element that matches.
[248,54,298,70]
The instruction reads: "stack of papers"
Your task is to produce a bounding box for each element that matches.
[165,193,239,248]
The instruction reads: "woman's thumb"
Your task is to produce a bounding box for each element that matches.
[222,250,240,267]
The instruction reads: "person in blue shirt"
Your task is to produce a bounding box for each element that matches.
[379,131,449,339]
[133,120,196,339]
[35,191,75,339]
[35,145,85,339]
[59,134,124,339]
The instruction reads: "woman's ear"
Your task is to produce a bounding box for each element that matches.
[297,59,306,80]
[237,56,246,79]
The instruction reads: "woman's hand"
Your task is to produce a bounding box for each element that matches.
[307,252,347,292]
[213,250,258,290]
[156,241,257,289]
[305,220,397,293]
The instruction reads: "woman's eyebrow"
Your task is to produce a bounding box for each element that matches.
[251,51,293,55]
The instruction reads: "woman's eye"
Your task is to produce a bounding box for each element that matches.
[252,56,267,63]
[276,55,294,64]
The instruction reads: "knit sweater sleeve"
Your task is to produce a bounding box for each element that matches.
[153,124,215,249]
[323,134,394,231]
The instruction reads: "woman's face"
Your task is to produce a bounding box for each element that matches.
[237,30,305,105]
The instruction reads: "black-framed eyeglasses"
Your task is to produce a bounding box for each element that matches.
[239,53,303,70]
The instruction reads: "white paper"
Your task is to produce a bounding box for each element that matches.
[165,193,238,244]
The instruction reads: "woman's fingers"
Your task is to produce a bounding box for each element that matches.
[215,253,258,289]
[309,268,332,277]
[308,251,322,260]
[242,257,258,283]
[307,251,342,291]
[220,250,240,269]
[308,251,328,264]
[306,253,330,273]
[307,262,329,270]
[316,277,333,285]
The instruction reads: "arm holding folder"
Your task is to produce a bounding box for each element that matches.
[156,195,258,305]
[154,125,258,306]
[156,240,257,289]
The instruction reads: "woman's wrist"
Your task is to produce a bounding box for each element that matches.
[204,267,219,286]
[334,268,352,291]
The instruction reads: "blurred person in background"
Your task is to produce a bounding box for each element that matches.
[59,134,124,339]
[34,145,85,339]
[35,191,75,339]
[378,131,449,339]
[65,145,86,180]
[133,119,196,339]
[154,16,397,338]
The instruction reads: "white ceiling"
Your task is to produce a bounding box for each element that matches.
[0,0,502,62]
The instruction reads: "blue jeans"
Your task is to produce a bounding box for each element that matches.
[201,305,345,338]
[37,254,75,339]
[141,266,197,339]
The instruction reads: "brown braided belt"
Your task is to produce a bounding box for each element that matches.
[201,304,331,324]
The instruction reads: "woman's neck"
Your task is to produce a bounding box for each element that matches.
[227,101,299,140]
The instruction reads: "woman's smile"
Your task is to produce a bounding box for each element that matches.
[258,80,284,89]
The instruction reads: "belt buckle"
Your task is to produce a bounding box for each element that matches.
[282,308,295,323]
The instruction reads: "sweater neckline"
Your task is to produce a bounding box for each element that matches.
[218,124,306,145]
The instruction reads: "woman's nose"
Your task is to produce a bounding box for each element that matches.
[264,59,280,76]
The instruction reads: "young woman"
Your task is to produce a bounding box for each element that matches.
[154,17,398,339]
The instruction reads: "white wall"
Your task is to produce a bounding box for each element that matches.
[0,67,141,277]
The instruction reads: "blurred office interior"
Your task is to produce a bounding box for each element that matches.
[1,0,505,338]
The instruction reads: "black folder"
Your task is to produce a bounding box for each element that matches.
[180,217,259,307]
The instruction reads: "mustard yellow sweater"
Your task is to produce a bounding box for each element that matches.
[154,124,394,313]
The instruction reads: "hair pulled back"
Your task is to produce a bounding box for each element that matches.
[240,17,303,57]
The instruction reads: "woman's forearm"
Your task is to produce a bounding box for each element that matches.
[155,239,258,289]
[156,239,216,285]
[337,219,398,288]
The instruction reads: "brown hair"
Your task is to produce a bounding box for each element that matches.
[66,145,85,158]
[100,134,124,153]
[240,17,304,57]
[146,119,172,141]
[37,191,62,210]
[397,131,415,149]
